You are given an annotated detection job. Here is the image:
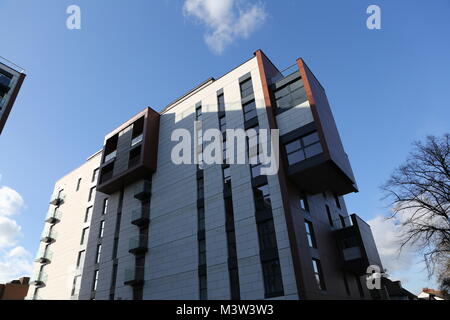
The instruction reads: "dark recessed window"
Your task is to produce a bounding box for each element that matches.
[247,126,261,178]
[99,220,105,238]
[84,206,92,223]
[262,260,284,297]
[198,207,205,232]
[285,131,322,165]
[104,135,118,163]
[299,193,309,212]
[195,104,202,121]
[100,163,114,184]
[242,100,257,122]
[131,117,144,147]
[92,270,99,291]
[304,220,317,248]
[218,93,225,113]
[80,227,89,245]
[102,198,108,215]
[219,116,226,135]
[334,193,341,209]
[76,250,85,268]
[76,178,82,192]
[95,244,102,264]
[258,220,277,250]
[88,187,96,202]
[223,166,231,185]
[312,259,326,291]
[274,77,307,111]
[199,274,207,300]
[197,177,204,199]
[92,168,99,183]
[128,146,141,169]
[240,77,254,98]
[254,184,271,210]
[326,205,333,226]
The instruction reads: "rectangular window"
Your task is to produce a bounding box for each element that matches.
[71,275,81,296]
[102,198,108,215]
[80,227,89,245]
[95,244,102,264]
[285,132,323,165]
[299,193,309,212]
[197,178,204,199]
[274,76,307,111]
[334,193,341,209]
[242,99,257,122]
[239,77,254,98]
[312,259,326,291]
[258,220,278,250]
[254,184,271,210]
[195,104,202,120]
[219,116,226,135]
[92,168,99,183]
[304,220,317,248]
[88,187,96,202]
[262,260,284,297]
[223,166,231,185]
[199,275,207,300]
[218,93,225,113]
[326,205,333,226]
[76,250,85,268]
[76,178,82,191]
[92,270,99,291]
[99,220,105,238]
[84,206,92,223]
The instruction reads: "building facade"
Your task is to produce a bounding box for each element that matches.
[0,277,29,300]
[27,51,383,300]
[0,57,26,135]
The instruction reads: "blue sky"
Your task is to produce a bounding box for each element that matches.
[0,0,449,294]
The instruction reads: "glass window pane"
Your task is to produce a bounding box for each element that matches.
[285,140,301,154]
[287,151,305,165]
[304,143,323,158]
[302,132,320,146]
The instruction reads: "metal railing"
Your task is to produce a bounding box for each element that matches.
[131,206,150,223]
[270,63,299,84]
[128,235,148,251]
[131,134,143,147]
[104,150,117,163]
[45,208,62,222]
[35,249,53,262]
[49,192,65,205]
[41,229,58,241]
[0,56,25,73]
[124,267,145,283]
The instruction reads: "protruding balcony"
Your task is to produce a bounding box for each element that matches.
[124,267,145,286]
[31,273,48,288]
[333,214,383,275]
[35,249,53,264]
[40,229,57,243]
[96,108,160,195]
[128,235,148,255]
[131,206,150,227]
[45,209,62,224]
[49,192,65,206]
[134,180,152,201]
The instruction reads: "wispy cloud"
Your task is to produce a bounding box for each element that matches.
[0,183,32,283]
[183,0,267,54]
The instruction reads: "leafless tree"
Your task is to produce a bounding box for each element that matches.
[382,134,450,277]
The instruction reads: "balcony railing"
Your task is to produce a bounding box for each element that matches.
[331,215,353,230]
[124,267,145,286]
[131,206,150,227]
[49,192,65,206]
[45,209,62,224]
[128,235,148,254]
[31,272,48,288]
[134,180,151,201]
[35,249,53,264]
[131,134,143,147]
[104,150,117,163]
[41,229,57,243]
[270,63,298,84]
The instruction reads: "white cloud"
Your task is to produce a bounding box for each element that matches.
[368,215,417,274]
[0,246,33,283]
[0,216,22,249]
[183,0,267,54]
[0,183,32,283]
[0,186,25,217]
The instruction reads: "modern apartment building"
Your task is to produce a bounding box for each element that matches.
[0,57,26,135]
[27,50,383,300]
